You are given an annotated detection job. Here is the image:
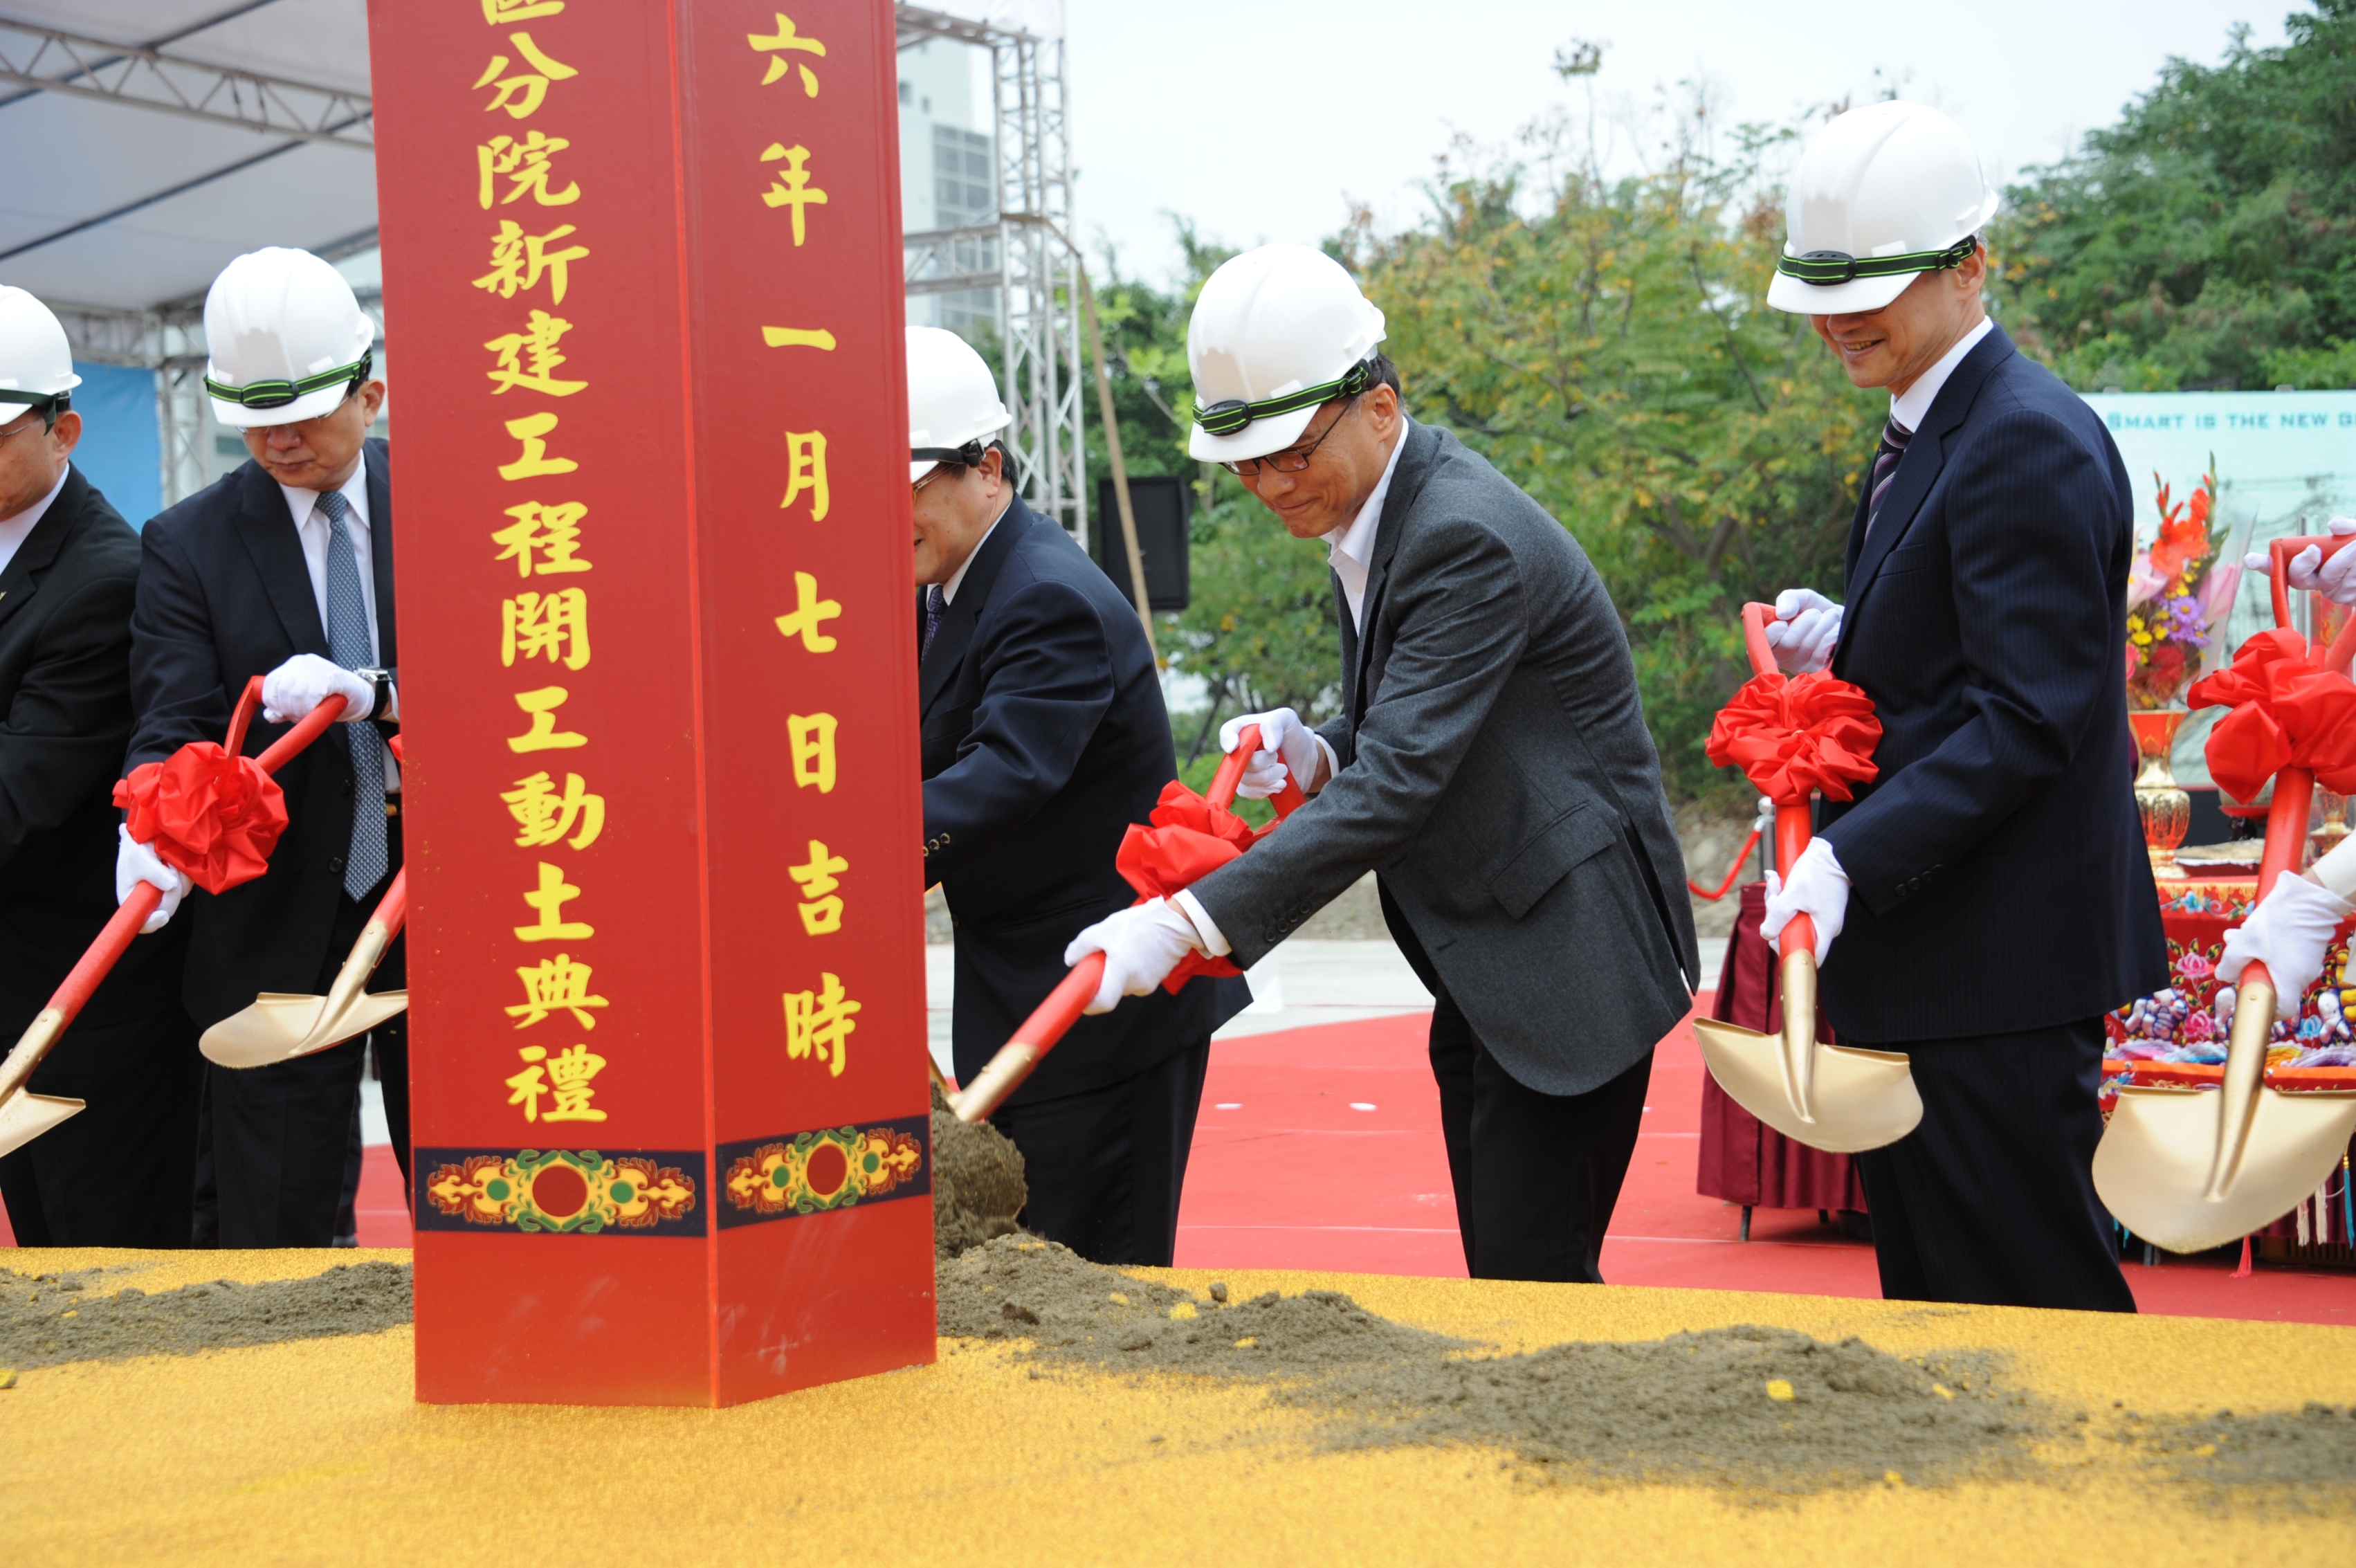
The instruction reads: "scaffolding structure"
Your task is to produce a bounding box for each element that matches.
[29,5,1076,529]
[895,6,1086,545]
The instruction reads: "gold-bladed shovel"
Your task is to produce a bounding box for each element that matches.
[1692,603,1922,1154]
[2095,536,2356,1252]
[199,870,408,1068]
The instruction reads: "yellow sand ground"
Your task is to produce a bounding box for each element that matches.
[1,1248,2350,1566]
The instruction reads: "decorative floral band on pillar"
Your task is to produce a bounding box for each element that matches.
[716,1115,929,1226]
[414,1148,704,1234]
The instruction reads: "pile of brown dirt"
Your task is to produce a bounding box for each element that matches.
[931,1082,1027,1258]
[1306,1324,2038,1491]
[2117,1403,2356,1507]
[937,1237,2048,1492]
[0,1262,412,1370]
[939,1235,1460,1373]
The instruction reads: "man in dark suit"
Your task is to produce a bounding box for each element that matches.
[1071,246,1699,1284]
[908,326,1239,1266]
[1758,102,2161,1310]
[121,248,406,1248]
[0,285,197,1247]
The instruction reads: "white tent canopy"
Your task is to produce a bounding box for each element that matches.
[0,1,376,318]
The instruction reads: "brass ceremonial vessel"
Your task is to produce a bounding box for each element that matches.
[2128,707,2191,882]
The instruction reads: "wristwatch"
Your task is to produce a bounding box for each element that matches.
[356,667,396,722]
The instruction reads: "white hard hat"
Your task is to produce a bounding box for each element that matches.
[0,284,80,428]
[202,247,377,428]
[906,325,1011,483]
[1766,100,2000,316]
[1186,244,1387,464]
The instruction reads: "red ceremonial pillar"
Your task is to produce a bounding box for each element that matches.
[368,0,932,1406]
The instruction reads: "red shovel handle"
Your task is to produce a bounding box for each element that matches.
[956,722,1312,1120]
[1740,602,1780,679]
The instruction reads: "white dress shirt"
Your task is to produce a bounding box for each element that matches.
[1326,416,1410,635]
[1890,316,1994,433]
[0,466,68,577]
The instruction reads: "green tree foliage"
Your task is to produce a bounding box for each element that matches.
[1349,114,1879,796]
[1998,1,2356,390]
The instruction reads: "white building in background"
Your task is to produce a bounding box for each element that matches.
[897,36,999,338]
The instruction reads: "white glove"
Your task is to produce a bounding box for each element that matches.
[2246,518,2356,607]
[262,653,372,724]
[1063,899,1205,1014]
[1763,589,1843,675]
[1218,707,1326,799]
[2218,870,2353,1010]
[1759,837,1849,966]
[116,825,192,935]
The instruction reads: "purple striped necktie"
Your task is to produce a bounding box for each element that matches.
[920,584,945,656]
[1864,415,1913,543]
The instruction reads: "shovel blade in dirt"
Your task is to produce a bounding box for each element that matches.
[200,988,410,1069]
[201,870,408,1069]
[0,1091,83,1159]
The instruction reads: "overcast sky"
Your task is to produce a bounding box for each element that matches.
[1061,0,2299,283]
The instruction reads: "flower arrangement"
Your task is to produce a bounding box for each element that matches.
[2124,460,2237,709]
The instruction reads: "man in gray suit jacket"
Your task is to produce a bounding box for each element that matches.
[1070,245,1697,1282]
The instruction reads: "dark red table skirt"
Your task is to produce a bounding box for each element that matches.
[1695,882,1869,1212]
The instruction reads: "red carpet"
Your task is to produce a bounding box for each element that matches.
[7,1004,2351,1326]
[1174,1001,2356,1327]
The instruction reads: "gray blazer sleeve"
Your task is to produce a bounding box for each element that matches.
[1193,511,1528,964]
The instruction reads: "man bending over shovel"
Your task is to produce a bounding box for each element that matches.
[1069,245,1699,1284]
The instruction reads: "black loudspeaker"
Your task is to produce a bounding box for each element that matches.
[1093,474,1190,612]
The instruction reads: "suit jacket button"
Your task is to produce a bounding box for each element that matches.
[329,855,347,875]
[339,776,355,797]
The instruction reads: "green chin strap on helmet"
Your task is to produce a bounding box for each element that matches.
[1192,356,1378,439]
[1775,234,1978,290]
[203,351,373,412]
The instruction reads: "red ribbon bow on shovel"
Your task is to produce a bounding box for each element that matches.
[1704,668,1882,804]
[2189,625,2356,803]
[112,693,292,895]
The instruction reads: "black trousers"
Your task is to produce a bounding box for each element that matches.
[1427,989,1653,1282]
[1851,1017,2135,1312]
[205,872,408,1249]
[989,1036,1211,1267]
[0,1006,202,1247]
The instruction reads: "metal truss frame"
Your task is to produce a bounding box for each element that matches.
[0,17,373,149]
[895,6,1086,546]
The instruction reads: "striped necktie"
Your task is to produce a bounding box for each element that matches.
[315,489,388,900]
[920,584,945,657]
[1864,415,1913,542]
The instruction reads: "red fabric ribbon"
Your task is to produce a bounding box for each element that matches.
[1113,779,1254,990]
[1705,670,1882,804]
[113,742,290,895]
[2189,626,2356,801]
